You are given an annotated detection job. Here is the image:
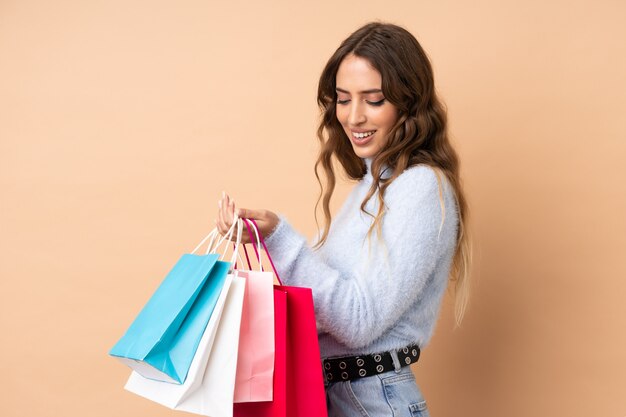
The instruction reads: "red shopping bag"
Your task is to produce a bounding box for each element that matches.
[233,219,328,417]
[280,285,327,417]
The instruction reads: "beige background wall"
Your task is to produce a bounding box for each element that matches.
[1,1,625,416]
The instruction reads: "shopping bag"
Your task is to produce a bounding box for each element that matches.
[174,274,244,417]
[233,219,275,403]
[232,269,275,402]
[234,288,287,417]
[280,285,327,417]
[126,274,246,417]
[109,218,241,384]
[234,219,327,417]
[125,218,247,417]
[125,273,234,406]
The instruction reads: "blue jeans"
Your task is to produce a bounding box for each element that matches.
[323,352,430,417]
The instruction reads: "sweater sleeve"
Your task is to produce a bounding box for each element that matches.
[263,166,458,349]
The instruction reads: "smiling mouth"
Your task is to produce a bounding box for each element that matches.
[351,130,376,139]
[350,130,376,146]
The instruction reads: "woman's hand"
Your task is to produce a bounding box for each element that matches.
[216,192,280,245]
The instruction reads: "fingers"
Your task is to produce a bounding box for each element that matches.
[216,198,227,235]
[221,194,229,227]
[216,192,240,237]
[227,195,236,223]
[216,193,227,234]
[216,192,272,246]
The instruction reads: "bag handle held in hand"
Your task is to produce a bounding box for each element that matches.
[190,216,245,267]
[241,218,283,285]
[210,213,239,255]
[240,218,263,272]
[190,218,235,256]
[227,217,244,264]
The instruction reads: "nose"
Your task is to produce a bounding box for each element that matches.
[348,100,366,126]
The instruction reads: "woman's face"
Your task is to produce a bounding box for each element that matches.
[335,53,399,159]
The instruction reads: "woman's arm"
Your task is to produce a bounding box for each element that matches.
[217,166,458,349]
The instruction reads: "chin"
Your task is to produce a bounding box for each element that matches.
[351,145,379,159]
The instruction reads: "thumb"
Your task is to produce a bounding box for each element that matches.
[237,208,264,220]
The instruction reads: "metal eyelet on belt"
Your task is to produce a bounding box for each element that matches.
[376,364,384,372]
[374,354,382,362]
[356,358,364,366]
[339,361,347,369]
[341,372,349,380]
[359,369,367,377]
[324,362,331,370]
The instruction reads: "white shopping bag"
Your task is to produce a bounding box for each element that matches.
[125,274,246,417]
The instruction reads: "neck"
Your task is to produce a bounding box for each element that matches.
[363,157,392,181]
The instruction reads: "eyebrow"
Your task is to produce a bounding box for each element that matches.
[335,87,383,94]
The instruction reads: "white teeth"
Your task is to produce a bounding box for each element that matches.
[352,131,375,138]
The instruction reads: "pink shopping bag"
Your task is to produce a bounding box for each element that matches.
[233,219,327,417]
[234,288,287,417]
[232,269,275,402]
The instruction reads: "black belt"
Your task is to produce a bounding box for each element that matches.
[322,344,420,383]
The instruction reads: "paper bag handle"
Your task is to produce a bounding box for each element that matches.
[241,218,283,285]
[191,217,245,266]
[240,218,263,272]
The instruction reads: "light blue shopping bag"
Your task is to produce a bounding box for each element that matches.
[109,225,239,385]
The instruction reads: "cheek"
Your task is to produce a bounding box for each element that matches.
[335,105,344,120]
[376,107,398,130]
[335,106,350,129]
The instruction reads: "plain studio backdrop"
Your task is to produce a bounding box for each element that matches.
[1,1,625,416]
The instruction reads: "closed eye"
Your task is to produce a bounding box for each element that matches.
[336,98,386,106]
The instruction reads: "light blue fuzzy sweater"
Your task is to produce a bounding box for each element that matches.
[263,157,459,359]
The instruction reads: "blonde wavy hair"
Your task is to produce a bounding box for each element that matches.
[312,21,472,326]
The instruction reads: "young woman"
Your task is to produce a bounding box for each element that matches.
[216,21,471,417]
